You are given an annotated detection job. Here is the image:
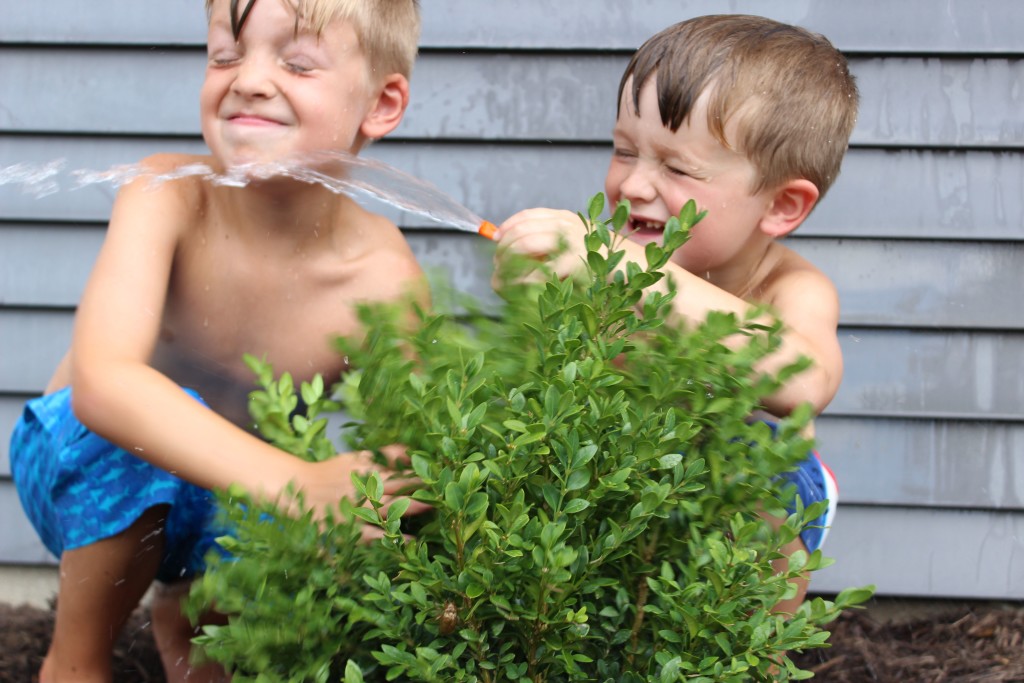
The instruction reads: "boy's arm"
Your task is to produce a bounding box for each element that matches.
[69,161,405,510]
[494,208,842,416]
[656,262,844,416]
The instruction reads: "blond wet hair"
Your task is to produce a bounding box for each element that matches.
[206,0,421,79]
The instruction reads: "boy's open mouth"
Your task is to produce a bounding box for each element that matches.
[626,218,666,239]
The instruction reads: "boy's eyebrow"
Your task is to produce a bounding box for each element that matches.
[230,0,257,39]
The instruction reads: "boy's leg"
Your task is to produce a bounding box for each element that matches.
[770,535,811,616]
[42,505,168,683]
[768,451,839,616]
[151,580,229,683]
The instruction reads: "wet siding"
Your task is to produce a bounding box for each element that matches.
[1,0,1022,598]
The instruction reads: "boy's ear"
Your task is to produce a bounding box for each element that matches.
[758,178,820,238]
[360,73,410,140]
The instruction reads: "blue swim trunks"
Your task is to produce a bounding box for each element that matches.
[9,387,224,583]
[766,422,838,553]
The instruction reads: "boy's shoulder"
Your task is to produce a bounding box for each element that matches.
[336,202,426,295]
[134,152,214,188]
[755,242,838,313]
[116,152,213,209]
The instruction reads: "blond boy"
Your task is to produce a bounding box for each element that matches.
[10,1,424,680]
[495,15,858,613]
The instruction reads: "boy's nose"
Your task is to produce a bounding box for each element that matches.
[619,163,658,204]
[231,56,276,98]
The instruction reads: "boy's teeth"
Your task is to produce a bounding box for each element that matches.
[633,220,663,231]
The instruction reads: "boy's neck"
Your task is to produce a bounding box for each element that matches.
[210,175,364,251]
[702,239,781,301]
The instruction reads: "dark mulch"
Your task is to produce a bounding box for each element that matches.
[790,602,1024,682]
[1,600,1022,681]
[0,602,166,683]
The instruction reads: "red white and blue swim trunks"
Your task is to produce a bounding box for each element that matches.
[9,387,224,582]
[762,421,839,553]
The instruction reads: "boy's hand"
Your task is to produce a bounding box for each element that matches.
[493,208,591,286]
[298,448,431,531]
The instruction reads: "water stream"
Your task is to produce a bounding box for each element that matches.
[0,151,497,239]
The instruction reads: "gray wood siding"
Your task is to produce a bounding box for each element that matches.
[2,0,1022,599]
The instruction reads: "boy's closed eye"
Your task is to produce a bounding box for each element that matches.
[210,50,242,66]
[666,164,691,177]
[283,58,316,74]
[207,30,241,66]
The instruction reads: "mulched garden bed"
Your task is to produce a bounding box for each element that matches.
[1,599,1022,681]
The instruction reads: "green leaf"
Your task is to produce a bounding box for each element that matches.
[562,499,590,514]
[386,497,411,523]
[658,453,683,469]
[351,506,381,525]
[344,660,365,683]
[587,192,605,222]
[565,468,591,491]
[611,200,630,231]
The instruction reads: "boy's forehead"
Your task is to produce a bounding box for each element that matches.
[229,0,258,39]
[208,0,305,37]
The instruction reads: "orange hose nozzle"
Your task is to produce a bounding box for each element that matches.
[478,220,498,240]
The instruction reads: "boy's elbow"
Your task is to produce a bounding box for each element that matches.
[773,371,838,417]
[69,363,117,432]
[801,373,839,416]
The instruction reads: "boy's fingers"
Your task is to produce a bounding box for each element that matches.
[380,472,422,496]
[378,443,410,467]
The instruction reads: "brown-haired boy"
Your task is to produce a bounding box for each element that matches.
[10,1,424,680]
[495,14,858,614]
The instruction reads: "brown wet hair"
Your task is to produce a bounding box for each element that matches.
[619,14,859,198]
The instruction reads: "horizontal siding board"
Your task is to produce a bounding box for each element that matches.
[2,139,1022,242]
[2,0,1021,53]
[811,505,1024,599]
[791,239,1024,330]
[816,416,1024,510]
[0,310,72,393]
[3,50,1023,149]
[3,309,1023,418]
[4,225,1022,332]
[0,225,102,306]
[0,395,28,476]
[833,330,1024,420]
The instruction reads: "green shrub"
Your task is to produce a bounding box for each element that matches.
[187,194,872,682]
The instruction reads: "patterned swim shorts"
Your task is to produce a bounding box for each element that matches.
[762,420,839,553]
[9,387,224,582]
[780,451,839,552]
